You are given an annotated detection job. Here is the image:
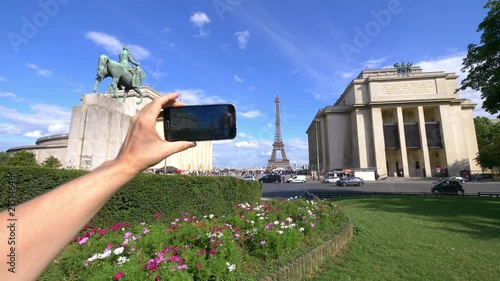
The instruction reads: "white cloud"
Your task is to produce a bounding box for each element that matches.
[0,92,24,102]
[415,52,495,118]
[190,12,211,37]
[0,123,21,134]
[24,130,42,138]
[221,44,230,50]
[234,30,250,49]
[234,74,243,83]
[162,27,170,33]
[361,57,387,69]
[175,89,228,105]
[336,71,356,79]
[0,103,71,138]
[234,141,258,148]
[85,31,150,60]
[240,110,264,118]
[27,64,52,76]
[238,132,252,138]
[0,76,5,81]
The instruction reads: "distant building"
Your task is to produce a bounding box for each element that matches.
[7,86,213,172]
[306,66,481,178]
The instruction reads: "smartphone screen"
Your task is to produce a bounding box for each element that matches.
[163,104,237,142]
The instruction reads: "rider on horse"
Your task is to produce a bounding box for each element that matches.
[118,46,141,88]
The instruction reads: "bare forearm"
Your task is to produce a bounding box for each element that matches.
[0,159,138,281]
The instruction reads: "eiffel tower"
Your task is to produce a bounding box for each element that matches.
[266,93,292,171]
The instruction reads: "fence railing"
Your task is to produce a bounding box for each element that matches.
[305,191,500,199]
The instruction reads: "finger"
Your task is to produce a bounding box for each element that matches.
[163,141,197,154]
[150,93,180,112]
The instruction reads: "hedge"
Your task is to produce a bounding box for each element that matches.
[0,166,262,226]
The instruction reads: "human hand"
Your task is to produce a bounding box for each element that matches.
[116,93,196,174]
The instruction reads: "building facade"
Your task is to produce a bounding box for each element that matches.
[306,67,481,178]
[7,86,213,172]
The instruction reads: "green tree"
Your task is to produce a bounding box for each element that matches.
[42,155,62,169]
[460,0,500,117]
[0,152,11,166]
[6,151,39,167]
[473,117,500,170]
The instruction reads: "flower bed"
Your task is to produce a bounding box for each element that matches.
[40,198,348,281]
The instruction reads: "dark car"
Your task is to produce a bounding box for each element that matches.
[431,180,465,195]
[258,174,282,183]
[336,177,364,187]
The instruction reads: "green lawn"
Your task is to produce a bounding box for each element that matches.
[311,196,500,281]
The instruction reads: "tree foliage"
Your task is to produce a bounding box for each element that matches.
[460,0,500,117]
[473,117,500,170]
[6,151,39,167]
[0,152,11,166]
[42,155,62,169]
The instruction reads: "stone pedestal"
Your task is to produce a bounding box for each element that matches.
[65,94,136,170]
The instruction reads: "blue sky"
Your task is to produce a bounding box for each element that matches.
[0,0,495,168]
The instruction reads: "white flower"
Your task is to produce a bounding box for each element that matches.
[259,217,264,220]
[250,221,255,224]
[113,247,124,255]
[98,250,111,259]
[209,214,214,219]
[273,221,279,225]
[117,256,130,265]
[226,262,236,272]
[277,230,283,234]
[217,232,224,238]
[88,254,99,262]
[286,217,293,222]
[299,227,304,232]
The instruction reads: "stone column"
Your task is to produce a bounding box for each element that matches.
[417,106,432,177]
[371,108,387,177]
[439,105,458,175]
[396,107,409,177]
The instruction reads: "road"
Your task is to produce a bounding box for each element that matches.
[261,180,500,199]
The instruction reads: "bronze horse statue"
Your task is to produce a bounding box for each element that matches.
[93,55,146,105]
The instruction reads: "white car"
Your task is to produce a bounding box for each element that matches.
[287,175,306,183]
[322,177,340,183]
[447,176,467,184]
[242,175,255,181]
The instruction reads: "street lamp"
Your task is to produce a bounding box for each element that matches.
[314,118,320,179]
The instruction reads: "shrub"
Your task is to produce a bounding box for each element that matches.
[0,166,262,226]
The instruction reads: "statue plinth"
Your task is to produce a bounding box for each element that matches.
[65,86,161,171]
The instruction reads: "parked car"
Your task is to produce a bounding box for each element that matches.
[258,174,282,183]
[432,180,465,195]
[287,175,306,183]
[336,177,364,187]
[322,177,340,183]
[242,175,255,181]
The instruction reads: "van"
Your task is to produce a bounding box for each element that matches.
[258,174,282,183]
[287,175,306,183]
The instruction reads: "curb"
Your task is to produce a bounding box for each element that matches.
[259,220,354,281]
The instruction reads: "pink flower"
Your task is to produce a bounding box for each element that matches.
[99,229,106,235]
[260,240,267,245]
[124,232,132,239]
[113,272,124,280]
[143,228,150,234]
[178,265,188,270]
[197,263,201,268]
[140,222,146,225]
[79,237,89,245]
[310,223,315,228]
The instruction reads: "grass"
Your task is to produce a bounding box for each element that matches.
[311,196,500,281]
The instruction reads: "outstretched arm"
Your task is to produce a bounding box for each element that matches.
[0,93,195,281]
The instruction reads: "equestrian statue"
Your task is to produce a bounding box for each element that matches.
[93,46,146,105]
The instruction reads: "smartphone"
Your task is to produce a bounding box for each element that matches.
[163,104,237,142]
